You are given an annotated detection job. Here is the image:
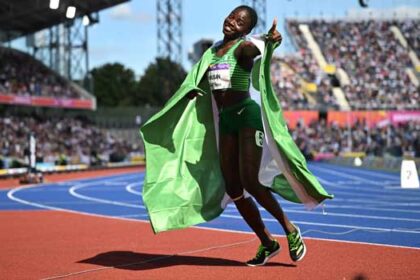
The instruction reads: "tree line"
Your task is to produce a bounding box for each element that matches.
[90,57,187,107]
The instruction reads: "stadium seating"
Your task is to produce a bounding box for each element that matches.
[290,119,420,159]
[283,19,419,110]
[276,20,340,110]
[0,116,140,167]
[0,47,83,99]
[398,19,420,57]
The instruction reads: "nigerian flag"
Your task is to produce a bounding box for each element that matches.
[140,37,333,233]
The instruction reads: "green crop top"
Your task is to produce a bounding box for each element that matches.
[207,39,251,92]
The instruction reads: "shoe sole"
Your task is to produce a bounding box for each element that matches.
[246,246,281,267]
[292,241,306,262]
[291,226,306,262]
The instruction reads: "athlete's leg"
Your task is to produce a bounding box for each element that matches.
[239,127,296,234]
[219,133,273,247]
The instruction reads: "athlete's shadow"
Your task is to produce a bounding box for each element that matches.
[78,251,296,270]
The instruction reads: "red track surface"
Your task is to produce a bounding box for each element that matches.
[1,168,420,279]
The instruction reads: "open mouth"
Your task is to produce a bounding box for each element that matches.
[223,24,233,33]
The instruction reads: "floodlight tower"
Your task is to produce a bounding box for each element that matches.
[242,0,266,34]
[29,15,97,90]
[157,0,182,63]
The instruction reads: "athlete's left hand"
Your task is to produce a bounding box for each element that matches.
[266,18,282,44]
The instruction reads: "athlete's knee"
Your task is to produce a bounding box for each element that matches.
[225,183,244,200]
[241,179,267,199]
[230,192,245,202]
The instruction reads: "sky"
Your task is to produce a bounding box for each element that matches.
[10,0,420,78]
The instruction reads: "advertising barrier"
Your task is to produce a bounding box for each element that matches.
[389,111,420,123]
[327,111,420,128]
[283,111,319,129]
[0,94,95,110]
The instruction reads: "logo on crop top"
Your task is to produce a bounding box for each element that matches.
[237,107,246,115]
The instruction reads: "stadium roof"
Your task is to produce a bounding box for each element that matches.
[0,0,129,42]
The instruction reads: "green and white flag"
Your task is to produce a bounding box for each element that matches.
[140,38,333,233]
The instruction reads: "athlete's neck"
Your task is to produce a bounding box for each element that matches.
[222,36,241,47]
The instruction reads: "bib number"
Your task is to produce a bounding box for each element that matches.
[208,63,231,90]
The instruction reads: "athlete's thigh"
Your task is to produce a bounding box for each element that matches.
[219,133,242,197]
[238,127,263,189]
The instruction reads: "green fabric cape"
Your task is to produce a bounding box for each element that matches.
[140,40,333,233]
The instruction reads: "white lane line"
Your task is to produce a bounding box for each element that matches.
[194,224,420,251]
[317,177,408,195]
[279,208,420,222]
[19,177,420,233]
[311,165,386,186]
[1,200,137,206]
[315,164,399,180]
[228,201,420,222]
[104,181,129,185]
[8,175,420,251]
[220,213,420,234]
[326,189,420,201]
[336,180,362,185]
[9,168,420,234]
[7,178,149,223]
[117,214,149,218]
[320,205,420,214]
[69,182,145,209]
[126,182,142,196]
[324,189,420,202]
[276,196,420,208]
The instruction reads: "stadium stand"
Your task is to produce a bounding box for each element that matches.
[398,19,420,57]
[284,18,420,110]
[270,56,312,110]
[0,115,142,169]
[290,118,420,159]
[0,47,84,99]
[278,20,341,110]
[271,53,341,110]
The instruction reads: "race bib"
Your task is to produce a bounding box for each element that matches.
[207,63,231,90]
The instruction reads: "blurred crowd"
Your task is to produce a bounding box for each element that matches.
[0,116,140,169]
[1,114,417,170]
[306,19,419,110]
[398,19,420,57]
[275,19,419,110]
[270,54,340,110]
[291,119,420,159]
[275,20,340,110]
[0,47,82,99]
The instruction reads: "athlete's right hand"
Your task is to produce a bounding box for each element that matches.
[266,18,282,44]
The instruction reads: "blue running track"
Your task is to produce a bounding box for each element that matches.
[2,162,420,249]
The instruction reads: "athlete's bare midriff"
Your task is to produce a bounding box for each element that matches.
[213,89,250,110]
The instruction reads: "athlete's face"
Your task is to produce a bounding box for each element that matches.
[223,8,252,38]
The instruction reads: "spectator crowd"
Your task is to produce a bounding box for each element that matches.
[398,19,420,57]
[0,115,140,169]
[272,19,419,110]
[291,119,420,159]
[0,47,82,99]
[1,114,418,170]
